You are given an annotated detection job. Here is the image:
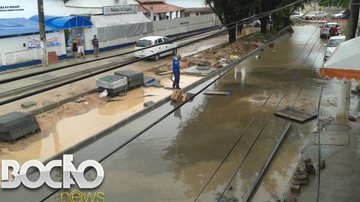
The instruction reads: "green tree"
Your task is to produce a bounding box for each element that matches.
[206,0,258,43]
[317,0,349,8]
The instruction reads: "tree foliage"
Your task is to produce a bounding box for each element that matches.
[317,0,349,8]
[206,0,309,42]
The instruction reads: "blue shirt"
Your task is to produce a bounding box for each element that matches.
[172,58,180,73]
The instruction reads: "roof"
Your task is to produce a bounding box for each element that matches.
[184,7,212,13]
[137,0,165,3]
[137,1,184,14]
[0,18,53,37]
[321,36,360,80]
[29,15,92,29]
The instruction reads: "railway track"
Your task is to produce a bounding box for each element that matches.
[0,28,231,106]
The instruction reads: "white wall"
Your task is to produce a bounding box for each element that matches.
[93,14,219,51]
[0,31,66,67]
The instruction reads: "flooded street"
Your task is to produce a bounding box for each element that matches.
[0,24,331,202]
[53,24,326,201]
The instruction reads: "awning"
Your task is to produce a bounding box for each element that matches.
[30,15,93,29]
[320,36,360,80]
[0,18,53,37]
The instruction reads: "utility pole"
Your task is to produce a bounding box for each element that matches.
[337,0,360,123]
[37,0,48,66]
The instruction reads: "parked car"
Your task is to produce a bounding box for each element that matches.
[320,22,341,39]
[252,20,261,27]
[134,36,177,60]
[290,12,304,21]
[324,35,346,61]
[331,10,347,19]
[304,11,328,20]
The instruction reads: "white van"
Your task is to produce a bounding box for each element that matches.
[134,36,177,60]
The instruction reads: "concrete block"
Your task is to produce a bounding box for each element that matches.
[21,101,37,108]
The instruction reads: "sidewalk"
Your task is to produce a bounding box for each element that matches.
[284,80,360,202]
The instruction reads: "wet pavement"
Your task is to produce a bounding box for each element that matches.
[3,24,357,202]
[37,24,328,202]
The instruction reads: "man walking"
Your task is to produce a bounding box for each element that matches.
[77,33,85,58]
[172,54,181,89]
[92,35,99,57]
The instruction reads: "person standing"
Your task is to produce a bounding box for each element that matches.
[72,37,78,58]
[92,35,100,57]
[172,54,181,89]
[77,33,85,58]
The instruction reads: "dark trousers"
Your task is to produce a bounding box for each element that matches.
[173,72,180,88]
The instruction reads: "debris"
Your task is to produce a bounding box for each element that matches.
[99,90,108,98]
[170,90,183,102]
[183,66,216,76]
[144,101,155,107]
[229,55,239,61]
[204,90,232,96]
[349,115,357,122]
[290,184,301,193]
[74,98,86,103]
[21,101,37,108]
[320,160,326,170]
[107,99,122,103]
[144,75,156,84]
[275,107,318,123]
[196,66,211,71]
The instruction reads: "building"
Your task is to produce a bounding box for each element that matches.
[136,0,184,21]
[183,7,213,17]
[0,18,67,70]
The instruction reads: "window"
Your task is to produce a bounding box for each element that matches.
[163,37,172,44]
[136,40,152,47]
[155,38,163,45]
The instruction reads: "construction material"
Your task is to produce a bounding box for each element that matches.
[96,75,128,90]
[183,66,216,76]
[170,90,183,102]
[204,90,232,96]
[143,76,163,88]
[21,101,37,108]
[96,75,128,97]
[115,70,144,88]
[143,101,155,107]
[170,90,193,103]
[0,112,40,141]
[274,107,317,123]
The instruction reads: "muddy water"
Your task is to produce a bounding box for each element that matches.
[46,25,325,201]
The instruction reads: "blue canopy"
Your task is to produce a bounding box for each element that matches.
[29,15,93,29]
[0,18,53,37]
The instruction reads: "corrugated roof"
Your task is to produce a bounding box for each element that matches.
[137,2,184,14]
[0,18,53,37]
[137,0,165,3]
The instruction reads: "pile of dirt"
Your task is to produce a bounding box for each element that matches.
[186,36,263,69]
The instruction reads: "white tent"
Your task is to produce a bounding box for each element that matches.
[321,36,360,80]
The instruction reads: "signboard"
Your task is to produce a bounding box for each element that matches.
[28,35,62,49]
[0,5,24,13]
[102,5,137,15]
